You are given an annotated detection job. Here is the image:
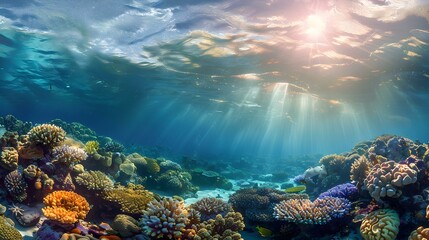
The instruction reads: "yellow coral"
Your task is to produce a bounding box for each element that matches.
[360,209,399,240]
[409,226,429,240]
[27,124,66,147]
[0,216,23,240]
[102,184,154,215]
[0,147,18,171]
[84,141,99,155]
[42,191,90,224]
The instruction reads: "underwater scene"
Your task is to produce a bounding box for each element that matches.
[1,0,429,239]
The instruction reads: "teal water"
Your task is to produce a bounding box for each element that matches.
[1,0,429,160]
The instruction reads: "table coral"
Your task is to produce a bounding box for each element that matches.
[27,124,66,147]
[42,191,90,224]
[360,209,399,240]
[273,196,351,224]
[364,160,418,200]
[0,147,18,171]
[140,198,189,239]
[0,215,23,240]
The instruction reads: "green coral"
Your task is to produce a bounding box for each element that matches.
[0,216,23,240]
[84,141,99,155]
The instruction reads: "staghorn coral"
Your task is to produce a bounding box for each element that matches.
[4,170,28,202]
[140,198,189,239]
[364,160,418,200]
[75,170,114,191]
[84,141,99,155]
[28,124,66,147]
[273,196,351,224]
[42,191,90,224]
[0,147,18,171]
[350,155,371,188]
[111,214,141,238]
[409,226,429,240]
[190,197,233,221]
[102,184,154,215]
[0,215,23,240]
[194,211,245,240]
[360,209,399,240]
[52,145,87,165]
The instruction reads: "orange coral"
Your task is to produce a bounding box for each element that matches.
[42,191,90,224]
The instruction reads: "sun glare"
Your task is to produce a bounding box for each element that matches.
[305,14,326,38]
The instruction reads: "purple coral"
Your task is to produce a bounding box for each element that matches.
[317,183,359,201]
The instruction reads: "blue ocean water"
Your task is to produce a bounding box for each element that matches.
[1,0,429,161]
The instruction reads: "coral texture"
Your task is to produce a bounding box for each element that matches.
[191,197,233,221]
[4,170,28,202]
[350,155,371,188]
[273,197,351,224]
[194,211,245,240]
[75,170,114,191]
[364,160,418,200]
[0,216,23,240]
[111,214,141,238]
[84,141,99,155]
[317,183,359,201]
[140,198,189,239]
[0,147,18,171]
[52,145,88,165]
[27,124,66,147]
[409,226,429,240]
[360,209,399,240]
[102,184,154,215]
[42,191,90,224]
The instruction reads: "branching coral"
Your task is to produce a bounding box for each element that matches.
[194,211,245,240]
[4,170,28,202]
[42,191,90,224]
[350,156,371,189]
[75,170,114,191]
[27,124,66,147]
[273,197,351,224]
[52,145,87,165]
[102,184,154,215]
[360,209,399,240]
[190,197,233,221]
[140,198,189,239]
[0,147,18,170]
[364,160,418,200]
[84,141,99,155]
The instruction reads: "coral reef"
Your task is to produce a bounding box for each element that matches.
[273,197,351,224]
[42,191,90,224]
[360,209,399,240]
[190,197,233,221]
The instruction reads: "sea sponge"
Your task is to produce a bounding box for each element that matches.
[42,191,90,224]
[409,226,429,240]
[111,214,141,238]
[52,145,87,165]
[84,141,99,155]
[27,124,66,147]
[360,209,399,240]
[140,198,189,239]
[190,197,233,221]
[4,170,28,202]
[75,170,114,191]
[102,184,154,215]
[273,197,351,224]
[0,147,19,171]
[194,211,245,240]
[0,216,23,240]
[350,156,371,188]
[364,160,418,200]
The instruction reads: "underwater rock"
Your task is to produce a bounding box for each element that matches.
[0,115,32,135]
[190,168,233,190]
[111,214,141,238]
[9,204,41,227]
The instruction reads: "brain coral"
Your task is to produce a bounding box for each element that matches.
[52,145,87,165]
[360,209,399,240]
[0,147,19,171]
[42,191,90,224]
[102,184,154,215]
[364,160,418,200]
[75,170,114,191]
[0,216,23,240]
[27,124,66,147]
[140,198,189,239]
[273,197,351,224]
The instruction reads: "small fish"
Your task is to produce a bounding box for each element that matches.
[284,185,306,193]
[256,226,272,237]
